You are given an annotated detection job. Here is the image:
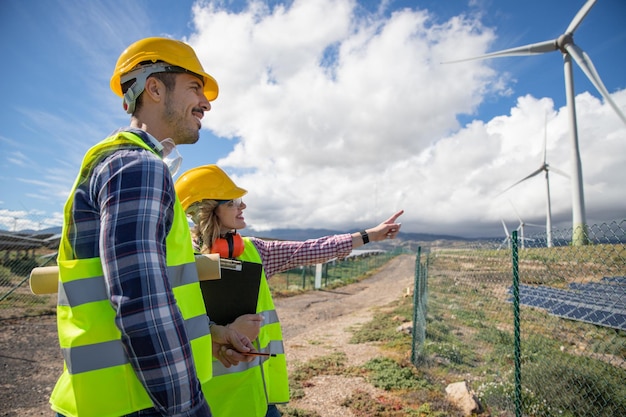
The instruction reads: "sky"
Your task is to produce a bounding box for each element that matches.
[0,0,625,239]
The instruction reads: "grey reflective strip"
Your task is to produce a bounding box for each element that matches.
[63,339,127,374]
[60,275,107,307]
[260,309,279,325]
[57,280,69,306]
[186,314,211,340]
[58,263,196,307]
[267,340,285,355]
[213,356,261,376]
[62,314,211,375]
[212,339,285,377]
[166,262,199,288]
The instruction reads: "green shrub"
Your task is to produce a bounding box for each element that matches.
[363,357,431,391]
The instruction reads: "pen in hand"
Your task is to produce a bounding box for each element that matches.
[243,351,277,357]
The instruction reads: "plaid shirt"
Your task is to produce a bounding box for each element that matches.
[249,234,353,278]
[68,128,211,416]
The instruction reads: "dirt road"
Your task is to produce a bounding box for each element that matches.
[0,254,415,417]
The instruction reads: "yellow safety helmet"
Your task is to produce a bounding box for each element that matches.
[110,37,219,113]
[175,165,247,211]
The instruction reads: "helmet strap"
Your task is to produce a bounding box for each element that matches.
[120,62,172,114]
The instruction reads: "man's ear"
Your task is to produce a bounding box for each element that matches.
[143,76,164,104]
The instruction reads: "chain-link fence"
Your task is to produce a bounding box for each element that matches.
[412,219,625,417]
[411,246,428,364]
[0,230,406,319]
[270,248,405,293]
[0,235,58,319]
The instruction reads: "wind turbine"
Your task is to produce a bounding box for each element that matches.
[499,114,569,248]
[445,0,626,246]
[508,200,543,250]
[498,219,512,250]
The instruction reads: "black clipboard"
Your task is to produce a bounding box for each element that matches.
[199,259,263,325]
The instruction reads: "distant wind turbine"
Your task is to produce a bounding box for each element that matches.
[444,0,626,246]
[498,219,512,250]
[498,217,535,250]
[499,114,569,248]
[508,200,543,250]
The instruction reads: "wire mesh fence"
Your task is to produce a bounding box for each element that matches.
[0,235,406,319]
[412,219,625,417]
[269,248,405,293]
[0,247,57,319]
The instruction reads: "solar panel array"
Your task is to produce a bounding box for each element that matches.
[509,276,626,331]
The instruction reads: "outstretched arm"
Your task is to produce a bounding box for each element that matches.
[251,209,405,277]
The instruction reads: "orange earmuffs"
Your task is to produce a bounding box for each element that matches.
[210,232,244,258]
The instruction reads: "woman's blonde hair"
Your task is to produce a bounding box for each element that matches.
[187,200,222,253]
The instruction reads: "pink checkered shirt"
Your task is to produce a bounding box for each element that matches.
[248,234,353,278]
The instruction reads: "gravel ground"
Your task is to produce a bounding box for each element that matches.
[0,254,415,416]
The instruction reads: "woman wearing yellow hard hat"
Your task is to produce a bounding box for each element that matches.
[175,164,404,417]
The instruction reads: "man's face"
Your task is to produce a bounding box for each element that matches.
[162,73,211,145]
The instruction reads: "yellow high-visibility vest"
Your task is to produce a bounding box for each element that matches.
[204,237,289,416]
[50,131,213,417]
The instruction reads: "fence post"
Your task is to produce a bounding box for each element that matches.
[314,264,322,289]
[511,230,522,417]
[411,246,422,364]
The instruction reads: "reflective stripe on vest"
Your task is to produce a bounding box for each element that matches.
[61,314,210,374]
[58,263,197,308]
[50,131,213,417]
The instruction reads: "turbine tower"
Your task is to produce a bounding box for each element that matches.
[499,114,569,248]
[445,0,626,246]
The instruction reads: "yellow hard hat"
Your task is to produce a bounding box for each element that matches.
[175,165,247,211]
[110,37,219,112]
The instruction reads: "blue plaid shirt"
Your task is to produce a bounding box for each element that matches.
[67,128,211,416]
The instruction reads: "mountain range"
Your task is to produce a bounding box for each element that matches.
[3,225,478,248]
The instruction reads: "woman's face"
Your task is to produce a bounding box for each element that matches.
[215,198,247,234]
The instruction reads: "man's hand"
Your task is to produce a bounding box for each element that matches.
[210,323,255,367]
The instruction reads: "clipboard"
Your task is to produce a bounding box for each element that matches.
[199,258,263,325]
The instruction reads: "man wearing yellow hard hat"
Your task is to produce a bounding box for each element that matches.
[50,37,254,417]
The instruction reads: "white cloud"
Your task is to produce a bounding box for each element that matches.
[179,0,626,238]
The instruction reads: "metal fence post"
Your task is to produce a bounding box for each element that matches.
[511,230,522,417]
[411,246,421,364]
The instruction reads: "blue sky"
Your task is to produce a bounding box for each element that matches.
[1,0,625,238]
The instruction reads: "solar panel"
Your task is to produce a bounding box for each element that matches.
[508,278,626,331]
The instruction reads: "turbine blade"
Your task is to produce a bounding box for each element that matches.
[498,167,545,195]
[565,43,626,126]
[442,40,557,64]
[526,222,544,228]
[565,0,597,35]
[501,219,510,237]
[548,165,570,178]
